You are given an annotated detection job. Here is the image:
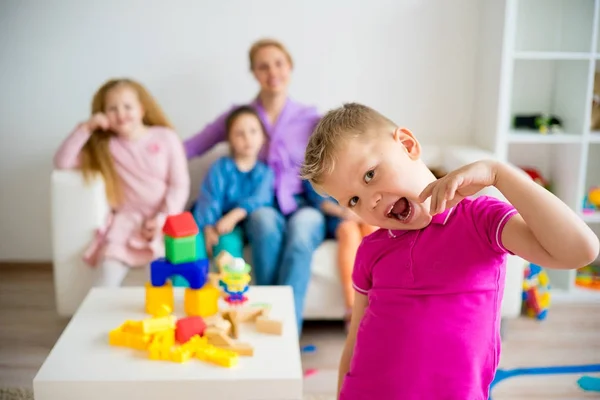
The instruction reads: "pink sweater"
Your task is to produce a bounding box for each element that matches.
[53,125,190,267]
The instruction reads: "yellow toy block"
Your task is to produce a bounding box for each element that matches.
[140,316,176,334]
[109,323,152,351]
[184,283,220,317]
[194,336,238,367]
[170,335,202,363]
[148,329,175,361]
[145,281,174,317]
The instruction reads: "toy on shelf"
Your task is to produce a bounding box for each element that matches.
[513,113,563,134]
[520,167,551,191]
[575,265,600,290]
[522,263,551,320]
[215,251,252,306]
[145,212,220,318]
[583,187,600,214]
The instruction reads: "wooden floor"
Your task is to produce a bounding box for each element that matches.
[1,264,599,399]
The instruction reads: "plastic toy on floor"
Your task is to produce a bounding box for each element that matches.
[145,212,220,318]
[583,187,600,214]
[522,263,551,320]
[215,251,252,306]
[575,264,600,290]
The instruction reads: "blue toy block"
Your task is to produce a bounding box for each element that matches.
[150,258,208,289]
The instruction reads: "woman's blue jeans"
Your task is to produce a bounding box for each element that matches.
[244,205,325,334]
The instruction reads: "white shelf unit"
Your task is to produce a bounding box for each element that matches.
[475,0,600,294]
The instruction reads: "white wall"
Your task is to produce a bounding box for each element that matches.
[0,0,480,261]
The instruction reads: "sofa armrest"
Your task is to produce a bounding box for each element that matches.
[51,169,110,316]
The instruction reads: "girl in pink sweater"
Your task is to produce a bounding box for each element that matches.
[53,78,190,287]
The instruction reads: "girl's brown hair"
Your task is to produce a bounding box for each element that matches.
[81,78,173,207]
[248,38,294,70]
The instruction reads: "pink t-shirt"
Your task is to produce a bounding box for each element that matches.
[340,196,517,400]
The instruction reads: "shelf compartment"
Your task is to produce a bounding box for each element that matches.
[582,143,600,216]
[510,59,590,135]
[515,0,595,53]
[508,130,583,143]
[508,142,584,211]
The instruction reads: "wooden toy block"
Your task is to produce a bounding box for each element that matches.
[176,316,206,344]
[145,281,174,317]
[204,327,235,346]
[165,235,198,264]
[162,212,199,238]
[256,316,283,335]
[236,305,270,322]
[184,283,220,317]
[221,310,240,339]
[151,258,208,289]
[203,315,231,335]
[220,342,254,357]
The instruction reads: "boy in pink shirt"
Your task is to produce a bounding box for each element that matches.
[301,103,599,399]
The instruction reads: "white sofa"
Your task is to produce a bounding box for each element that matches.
[50,144,526,321]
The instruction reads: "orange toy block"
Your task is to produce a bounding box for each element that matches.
[184,283,220,317]
[256,316,283,335]
[145,281,174,317]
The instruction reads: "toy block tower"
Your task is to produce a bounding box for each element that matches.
[145,211,220,318]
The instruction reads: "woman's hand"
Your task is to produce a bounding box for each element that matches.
[204,226,220,257]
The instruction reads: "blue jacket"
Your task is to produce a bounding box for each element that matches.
[194,156,275,229]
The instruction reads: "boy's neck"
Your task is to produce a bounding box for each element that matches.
[233,155,258,172]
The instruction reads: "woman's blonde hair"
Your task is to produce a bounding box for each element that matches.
[81,78,173,207]
[248,38,294,70]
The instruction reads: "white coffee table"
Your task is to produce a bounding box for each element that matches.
[33,286,303,400]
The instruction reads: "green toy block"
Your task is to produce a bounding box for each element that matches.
[165,234,197,264]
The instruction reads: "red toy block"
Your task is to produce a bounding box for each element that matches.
[175,316,207,344]
[162,212,199,238]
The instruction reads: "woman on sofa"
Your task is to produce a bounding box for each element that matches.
[184,38,325,332]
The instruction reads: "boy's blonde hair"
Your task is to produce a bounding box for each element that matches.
[81,78,173,207]
[301,103,396,187]
[249,38,294,70]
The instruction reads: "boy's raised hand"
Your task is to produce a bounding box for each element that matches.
[419,160,499,215]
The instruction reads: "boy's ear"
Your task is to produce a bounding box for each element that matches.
[393,127,421,159]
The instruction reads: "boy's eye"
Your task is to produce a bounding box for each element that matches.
[348,196,358,207]
[364,169,375,183]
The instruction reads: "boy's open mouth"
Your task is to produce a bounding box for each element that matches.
[387,197,412,222]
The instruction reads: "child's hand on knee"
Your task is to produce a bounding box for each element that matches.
[204,226,219,257]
